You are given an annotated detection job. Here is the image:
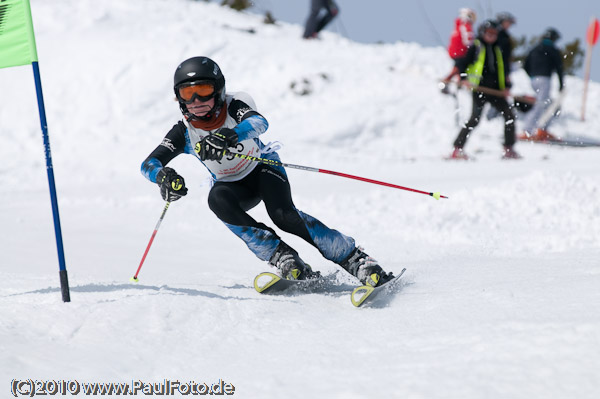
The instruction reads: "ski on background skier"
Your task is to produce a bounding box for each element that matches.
[351,268,407,307]
[518,134,600,147]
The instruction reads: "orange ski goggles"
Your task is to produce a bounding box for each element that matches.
[176,82,216,103]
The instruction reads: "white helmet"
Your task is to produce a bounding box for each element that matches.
[458,8,477,23]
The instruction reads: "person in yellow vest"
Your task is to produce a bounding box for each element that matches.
[449,20,521,160]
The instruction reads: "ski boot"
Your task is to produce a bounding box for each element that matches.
[448,147,469,160]
[534,129,557,142]
[269,241,318,280]
[502,146,522,160]
[340,247,394,287]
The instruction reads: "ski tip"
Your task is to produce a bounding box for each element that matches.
[351,285,375,307]
[130,276,139,283]
[253,272,281,293]
[352,267,407,307]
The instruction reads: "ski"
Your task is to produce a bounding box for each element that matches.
[518,134,600,147]
[351,268,407,307]
[254,268,408,308]
[253,271,325,294]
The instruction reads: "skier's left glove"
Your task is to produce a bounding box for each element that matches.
[198,128,238,162]
[156,167,188,202]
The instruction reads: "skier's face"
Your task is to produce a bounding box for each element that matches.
[186,97,215,117]
[482,28,498,44]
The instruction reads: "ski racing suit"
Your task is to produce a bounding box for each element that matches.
[141,92,355,264]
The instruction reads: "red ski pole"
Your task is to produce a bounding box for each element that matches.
[131,201,171,282]
[227,152,448,200]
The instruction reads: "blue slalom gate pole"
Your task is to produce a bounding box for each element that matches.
[32,61,71,302]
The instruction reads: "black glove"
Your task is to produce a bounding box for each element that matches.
[198,128,239,162]
[156,167,188,202]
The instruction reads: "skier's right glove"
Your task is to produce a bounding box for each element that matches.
[197,128,239,162]
[156,167,188,202]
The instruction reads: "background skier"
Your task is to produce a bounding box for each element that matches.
[520,28,565,141]
[303,0,339,39]
[449,20,520,160]
[495,12,517,62]
[440,7,477,93]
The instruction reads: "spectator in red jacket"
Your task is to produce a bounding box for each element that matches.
[440,8,477,93]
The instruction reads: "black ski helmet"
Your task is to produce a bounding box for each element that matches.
[478,19,500,38]
[543,28,561,42]
[173,56,226,120]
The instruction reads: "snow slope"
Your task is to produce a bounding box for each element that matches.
[1,0,600,398]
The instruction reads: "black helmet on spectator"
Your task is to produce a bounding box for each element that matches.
[478,19,500,37]
[543,27,561,42]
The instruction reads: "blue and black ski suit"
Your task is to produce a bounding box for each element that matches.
[141,92,356,264]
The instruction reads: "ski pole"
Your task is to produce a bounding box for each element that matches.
[226,151,448,200]
[131,201,171,282]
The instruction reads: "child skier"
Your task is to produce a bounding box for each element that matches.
[141,56,394,287]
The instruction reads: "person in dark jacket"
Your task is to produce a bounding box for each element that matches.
[520,28,564,141]
[449,20,520,160]
[495,12,516,62]
[484,11,517,120]
[303,0,339,39]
